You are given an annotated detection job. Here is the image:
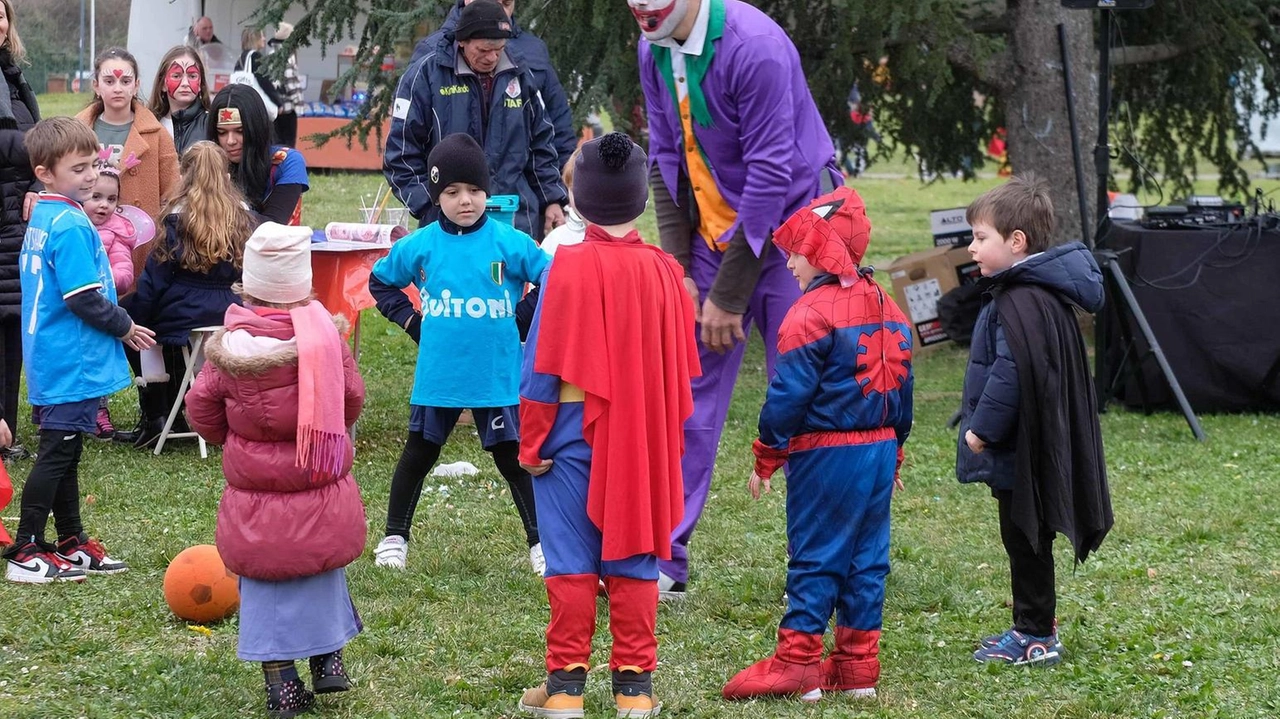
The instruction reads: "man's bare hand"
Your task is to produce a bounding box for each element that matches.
[682,277,702,323]
[699,298,746,354]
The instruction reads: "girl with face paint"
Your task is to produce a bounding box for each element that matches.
[75,47,180,256]
[149,45,211,155]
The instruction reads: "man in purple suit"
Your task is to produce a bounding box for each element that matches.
[632,0,841,599]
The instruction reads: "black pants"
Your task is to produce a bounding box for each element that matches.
[0,317,23,440]
[10,429,86,548]
[385,431,539,546]
[995,490,1056,637]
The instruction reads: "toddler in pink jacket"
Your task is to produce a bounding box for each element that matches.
[85,157,136,295]
[186,223,366,719]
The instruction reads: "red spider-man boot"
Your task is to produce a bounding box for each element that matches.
[722,628,824,702]
[822,627,880,698]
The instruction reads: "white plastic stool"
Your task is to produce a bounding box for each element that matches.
[153,326,221,457]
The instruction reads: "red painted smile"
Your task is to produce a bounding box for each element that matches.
[630,4,677,31]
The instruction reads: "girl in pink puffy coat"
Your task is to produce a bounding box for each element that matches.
[186,223,366,719]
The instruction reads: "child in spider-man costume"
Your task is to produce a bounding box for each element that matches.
[723,186,914,702]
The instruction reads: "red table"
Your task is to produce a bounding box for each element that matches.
[310,240,392,356]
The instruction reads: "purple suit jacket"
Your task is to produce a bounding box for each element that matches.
[639,0,839,255]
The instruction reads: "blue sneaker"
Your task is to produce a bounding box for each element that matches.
[973,629,1062,666]
[980,618,1061,651]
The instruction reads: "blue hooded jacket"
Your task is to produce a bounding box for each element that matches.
[384,35,567,238]
[956,242,1104,491]
[408,2,578,166]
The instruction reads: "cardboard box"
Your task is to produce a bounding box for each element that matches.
[887,246,980,348]
[931,207,974,248]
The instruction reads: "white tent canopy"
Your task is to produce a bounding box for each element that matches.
[128,0,366,104]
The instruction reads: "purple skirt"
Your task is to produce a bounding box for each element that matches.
[236,568,362,661]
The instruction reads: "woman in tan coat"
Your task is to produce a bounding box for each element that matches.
[76,47,180,279]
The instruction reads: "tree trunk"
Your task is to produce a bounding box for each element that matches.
[1004,2,1099,246]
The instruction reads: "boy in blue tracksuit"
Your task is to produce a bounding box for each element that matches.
[383,0,566,240]
[4,118,156,584]
[369,132,549,573]
[958,174,1111,666]
[723,187,913,702]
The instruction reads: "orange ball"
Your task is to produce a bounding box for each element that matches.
[163,544,240,624]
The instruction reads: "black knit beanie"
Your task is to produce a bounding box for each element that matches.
[428,133,490,204]
[455,0,513,41]
[572,132,649,226]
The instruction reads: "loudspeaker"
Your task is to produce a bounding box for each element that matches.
[1061,0,1153,8]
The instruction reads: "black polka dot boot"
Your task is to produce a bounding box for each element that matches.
[309,650,353,694]
[265,678,315,719]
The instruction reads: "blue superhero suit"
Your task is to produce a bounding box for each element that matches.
[724,186,914,701]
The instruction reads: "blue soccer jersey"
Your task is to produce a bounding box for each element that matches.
[371,218,549,408]
[20,195,131,405]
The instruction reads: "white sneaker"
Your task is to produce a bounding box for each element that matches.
[5,542,87,584]
[374,535,408,569]
[657,570,687,602]
[528,542,546,576]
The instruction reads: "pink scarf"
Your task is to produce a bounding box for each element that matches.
[289,301,348,482]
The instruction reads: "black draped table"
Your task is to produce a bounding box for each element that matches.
[1101,220,1280,413]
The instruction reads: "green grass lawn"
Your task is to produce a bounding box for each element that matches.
[4,95,1280,718]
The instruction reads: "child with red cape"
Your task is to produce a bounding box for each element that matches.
[516,133,700,719]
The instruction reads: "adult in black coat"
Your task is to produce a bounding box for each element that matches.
[0,2,39,456]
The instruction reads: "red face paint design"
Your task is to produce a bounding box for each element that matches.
[629,3,676,31]
[165,61,202,97]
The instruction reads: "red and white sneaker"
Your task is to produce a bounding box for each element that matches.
[5,541,88,584]
[55,534,128,575]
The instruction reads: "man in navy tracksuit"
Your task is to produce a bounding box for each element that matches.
[384,0,567,240]
[407,0,578,168]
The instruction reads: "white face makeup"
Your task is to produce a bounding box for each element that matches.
[627,0,689,41]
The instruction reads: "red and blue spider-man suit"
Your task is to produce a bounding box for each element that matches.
[724,186,914,701]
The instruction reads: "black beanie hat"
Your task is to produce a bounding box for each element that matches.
[428,133,490,204]
[572,132,649,226]
[455,0,513,41]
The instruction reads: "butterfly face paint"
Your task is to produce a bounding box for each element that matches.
[627,0,689,41]
[165,58,203,109]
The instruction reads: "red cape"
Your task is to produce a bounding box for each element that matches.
[535,227,701,561]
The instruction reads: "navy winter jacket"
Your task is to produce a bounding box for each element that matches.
[125,214,243,346]
[956,242,1104,491]
[384,37,567,238]
[409,2,578,166]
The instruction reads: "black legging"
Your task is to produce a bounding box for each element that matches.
[0,317,23,440]
[11,429,86,547]
[385,431,539,546]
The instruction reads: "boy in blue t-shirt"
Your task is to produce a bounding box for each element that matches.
[369,133,549,573]
[3,118,156,585]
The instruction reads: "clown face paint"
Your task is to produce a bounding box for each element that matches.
[164,57,202,110]
[627,0,689,41]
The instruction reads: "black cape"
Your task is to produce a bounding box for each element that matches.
[996,284,1112,563]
